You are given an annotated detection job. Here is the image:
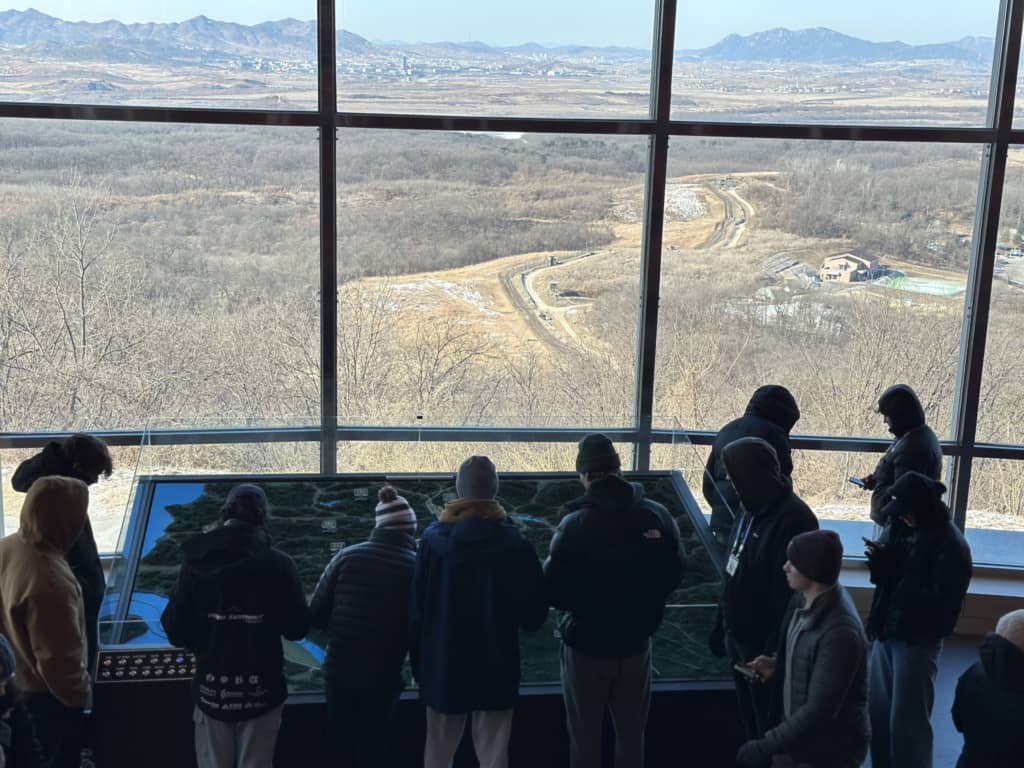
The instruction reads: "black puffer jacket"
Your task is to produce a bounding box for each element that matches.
[953,633,1024,768]
[866,477,972,645]
[870,385,942,524]
[11,443,106,675]
[309,527,416,691]
[545,475,686,658]
[711,438,819,662]
[160,523,310,721]
[704,386,799,540]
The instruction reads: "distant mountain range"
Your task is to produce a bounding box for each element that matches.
[0,9,995,66]
[684,27,993,63]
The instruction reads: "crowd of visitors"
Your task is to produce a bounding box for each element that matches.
[0,383,1007,767]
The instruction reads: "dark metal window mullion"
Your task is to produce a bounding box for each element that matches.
[318,0,339,473]
[633,0,677,471]
[948,0,1024,528]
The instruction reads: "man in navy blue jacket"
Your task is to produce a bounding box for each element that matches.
[410,456,547,768]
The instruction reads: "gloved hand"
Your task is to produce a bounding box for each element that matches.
[736,738,772,768]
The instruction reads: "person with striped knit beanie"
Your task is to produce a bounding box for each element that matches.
[309,485,418,768]
[374,485,418,535]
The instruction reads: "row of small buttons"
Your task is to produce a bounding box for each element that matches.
[97,649,196,684]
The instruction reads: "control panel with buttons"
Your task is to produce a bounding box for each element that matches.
[95,648,196,684]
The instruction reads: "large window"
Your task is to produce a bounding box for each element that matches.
[1,0,1023,569]
[654,139,981,439]
[336,130,646,428]
[0,4,318,109]
[0,121,321,433]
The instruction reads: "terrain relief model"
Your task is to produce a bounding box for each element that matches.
[107,475,729,692]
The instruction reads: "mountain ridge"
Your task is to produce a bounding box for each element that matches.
[0,10,994,65]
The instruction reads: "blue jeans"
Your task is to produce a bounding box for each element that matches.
[868,639,940,768]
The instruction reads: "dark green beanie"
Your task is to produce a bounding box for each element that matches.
[576,433,621,474]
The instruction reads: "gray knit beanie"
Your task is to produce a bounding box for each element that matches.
[455,456,499,500]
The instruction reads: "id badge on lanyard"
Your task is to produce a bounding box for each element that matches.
[726,513,755,577]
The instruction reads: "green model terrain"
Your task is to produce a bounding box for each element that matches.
[130,474,729,692]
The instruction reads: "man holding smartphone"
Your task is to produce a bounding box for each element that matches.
[864,472,972,768]
[855,384,942,525]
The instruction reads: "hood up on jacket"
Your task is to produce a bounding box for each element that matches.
[877,384,927,437]
[980,632,1024,695]
[722,437,791,515]
[19,475,88,554]
[745,385,800,433]
[179,520,272,576]
[880,471,950,527]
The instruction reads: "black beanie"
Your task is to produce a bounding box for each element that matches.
[576,434,621,474]
[881,471,947,526]
[787,530,843,586]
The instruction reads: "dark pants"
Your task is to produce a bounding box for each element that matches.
[22,691,85,768]
[560,642,652,768]
[727,635,772,742]
[868,639,940,768]
[325,684,401,768]
[733,669,772,742]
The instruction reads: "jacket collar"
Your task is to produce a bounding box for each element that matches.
[439,498,507,524]
[369,526,417,550]
[795,584,842,629]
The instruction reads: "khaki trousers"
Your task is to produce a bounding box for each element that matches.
[424,706,514,768]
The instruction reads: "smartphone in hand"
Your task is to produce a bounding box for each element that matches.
[848,476,866,488]
[733,663,761,682]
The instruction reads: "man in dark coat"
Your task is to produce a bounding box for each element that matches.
[309,485,417,768]
[708,437,819,742]
[952,609,1024,767]
[160,484,310,768]
[859,384,942,525]
[410,456,547,768]
[10,434,112,677]
[704,386,800,549]
[737,530,868,768]
[545,434,686,768]
[864,471,972,768]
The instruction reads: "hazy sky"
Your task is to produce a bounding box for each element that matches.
[7,1,1001,49]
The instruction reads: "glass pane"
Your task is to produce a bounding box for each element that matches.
[337,440,633,473]
[673,1,998,125]
[0,120,320,432]
[336,1,654,117]
[0,4,317,109]
[336,130,647,428]
[977,146,1024,443]
[966,458,1024,567]
[653,138,982,439]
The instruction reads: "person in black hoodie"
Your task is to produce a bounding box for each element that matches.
[858,384,942,526]
[309,485,417,768]
[707,437,818,743]
[10,433,111,676]
[704,386,800,550]
[545,434,686,768]
[160,484,310,768]
[864,471,972,768]
[953,609,1024,767]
